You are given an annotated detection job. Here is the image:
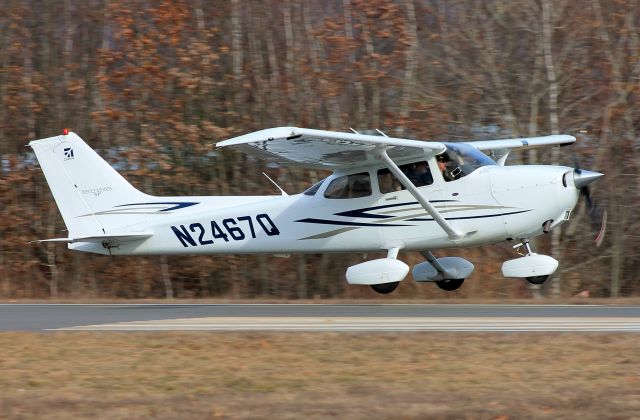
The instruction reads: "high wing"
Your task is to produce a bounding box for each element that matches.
[216,127,446,170]
[464,134,575,151]
[464,134,575,165]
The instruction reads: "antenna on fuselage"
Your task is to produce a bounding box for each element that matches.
[262,172,289,196]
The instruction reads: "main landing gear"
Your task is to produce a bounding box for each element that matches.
[345,247,409,295]
[526,275,549,285]
[435,278,465,291]
[370,281,400,294]
[413,251,474,292]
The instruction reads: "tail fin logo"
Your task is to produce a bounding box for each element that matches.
[63,147,74,160]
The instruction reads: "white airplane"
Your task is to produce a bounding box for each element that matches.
[29,127,604,294]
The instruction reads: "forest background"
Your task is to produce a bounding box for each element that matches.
[0,0,637,299]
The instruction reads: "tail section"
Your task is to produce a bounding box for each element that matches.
[29,132,151,237]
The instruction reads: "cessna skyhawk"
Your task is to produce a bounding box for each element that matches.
[30,127,603,293]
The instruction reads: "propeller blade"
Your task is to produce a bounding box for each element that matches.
[573,156,582,174]
[594,208,607,247]
[573,158,606,246]
[573,156,607,248]
[581,185,593,209]
[579,185,606,245]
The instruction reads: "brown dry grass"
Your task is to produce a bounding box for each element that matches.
[0,333,639,419]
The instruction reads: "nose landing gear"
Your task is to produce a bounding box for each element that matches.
[502,239,558,284]
[525,275,549,285]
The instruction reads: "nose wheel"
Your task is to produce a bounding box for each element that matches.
[526,275,549,285]
[520,240,549,285]
[519,241,550,284]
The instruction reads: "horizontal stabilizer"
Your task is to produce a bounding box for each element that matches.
[34,232,153,244]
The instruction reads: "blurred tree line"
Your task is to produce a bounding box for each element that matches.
[0,0,637,299]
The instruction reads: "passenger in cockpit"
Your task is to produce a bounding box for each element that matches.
[350,175,372,198]
[378,169,401,193]
[408,161,433,187]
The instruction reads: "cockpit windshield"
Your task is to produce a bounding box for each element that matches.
[303,179,324,196]
[437,143,496,182]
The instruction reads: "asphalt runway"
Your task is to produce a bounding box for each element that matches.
[1,303,640,332]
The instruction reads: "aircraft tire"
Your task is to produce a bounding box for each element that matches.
[435,278,464,291]
[526,275,549,285]
[370,282,399,294]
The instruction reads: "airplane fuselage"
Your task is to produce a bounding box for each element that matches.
[71,164,579,256]
[29,128,603,292]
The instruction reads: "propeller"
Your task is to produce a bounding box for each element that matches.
[572,159,607,247]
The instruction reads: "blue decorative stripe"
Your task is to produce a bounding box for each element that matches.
[296,209,531,229]
[296,218,410,227]
[114,202,199,211]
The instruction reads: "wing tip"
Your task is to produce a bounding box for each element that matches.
[217,126,299,148]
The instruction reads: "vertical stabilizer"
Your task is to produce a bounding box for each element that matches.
[29,132,151,237]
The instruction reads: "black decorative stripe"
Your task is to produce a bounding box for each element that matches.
[334,211,393,219]
[114,202,199,212]
[296,218,410,227]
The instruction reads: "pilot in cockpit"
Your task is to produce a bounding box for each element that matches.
[436,153,455,182]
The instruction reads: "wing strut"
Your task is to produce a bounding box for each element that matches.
[378,149,465,241]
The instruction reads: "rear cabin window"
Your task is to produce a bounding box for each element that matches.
[324,172,371,199]
[377,161,432,194]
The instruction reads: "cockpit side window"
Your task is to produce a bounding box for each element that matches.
[324,172,371,199]
[437,143,496,182]
[377,161,432,193]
